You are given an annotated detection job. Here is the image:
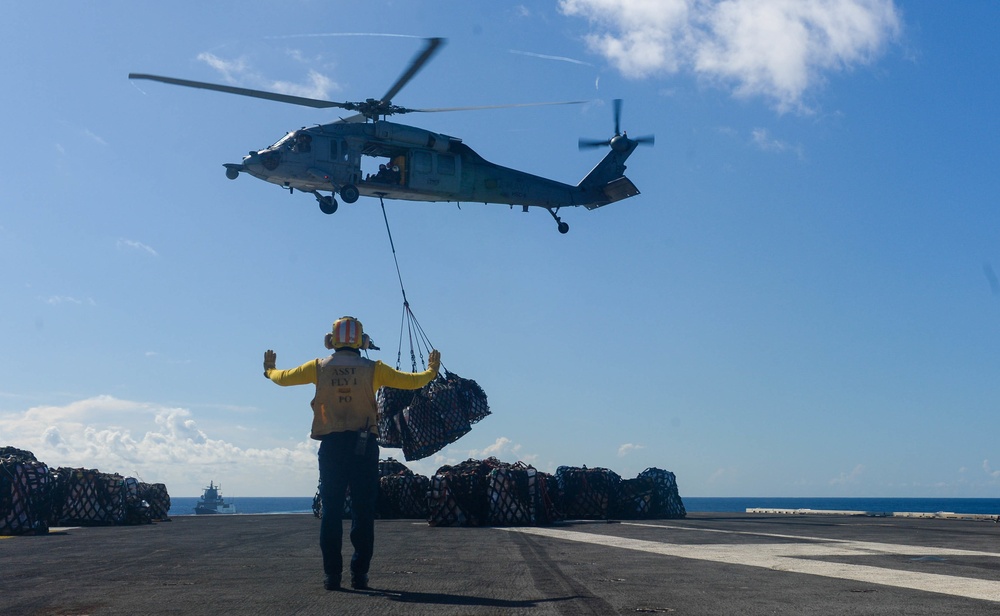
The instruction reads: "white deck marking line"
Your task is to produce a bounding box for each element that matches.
[499,525,1000,603]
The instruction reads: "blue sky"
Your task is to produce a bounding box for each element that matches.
[2,1,998,498]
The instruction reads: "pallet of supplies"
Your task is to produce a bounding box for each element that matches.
[556,466,622,520]
[637,467,686,518]
[378,372,490,461]
[50,468,128,526]
[0,449,53,535]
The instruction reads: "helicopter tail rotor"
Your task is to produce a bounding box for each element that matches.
[579,99,654,151]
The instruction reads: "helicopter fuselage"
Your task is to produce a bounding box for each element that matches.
[230,119,639,216]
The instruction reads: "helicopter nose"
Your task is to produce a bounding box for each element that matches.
[243,149,281,172]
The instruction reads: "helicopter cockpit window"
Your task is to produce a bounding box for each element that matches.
[293,132,312,153]
[270,132,296,150]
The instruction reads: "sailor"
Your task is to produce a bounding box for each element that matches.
[263,316,440,591]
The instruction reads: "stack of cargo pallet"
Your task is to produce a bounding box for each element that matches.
[428,458,563,527]
[0,447,53,535]
[0,448,171,535]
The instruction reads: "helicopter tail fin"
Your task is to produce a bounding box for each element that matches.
[576,145,641,209]
[582,176,640,210]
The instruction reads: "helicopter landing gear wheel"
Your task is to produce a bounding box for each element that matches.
[546,207,570,234]
[340,184,360,204]
[225,167,240,180]
[318,194,338,214]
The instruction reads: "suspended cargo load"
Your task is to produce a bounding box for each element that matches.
[378,371,490,461]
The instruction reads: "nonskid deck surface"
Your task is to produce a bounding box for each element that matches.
[4,512,1000,615]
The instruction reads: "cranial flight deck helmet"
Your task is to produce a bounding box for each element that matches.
[325,316,376,350]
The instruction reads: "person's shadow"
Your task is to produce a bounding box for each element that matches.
[355,586,582,609]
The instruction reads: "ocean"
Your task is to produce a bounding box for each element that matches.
[166,496,1000,518]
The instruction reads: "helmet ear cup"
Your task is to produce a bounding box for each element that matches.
[324,333,335,350]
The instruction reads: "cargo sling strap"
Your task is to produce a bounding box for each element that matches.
[376,198,490,461]
[379,196,436,373]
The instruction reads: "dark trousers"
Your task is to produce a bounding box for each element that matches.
[317,431,379,579]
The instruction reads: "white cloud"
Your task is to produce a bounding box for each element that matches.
[268,70,336,100]
[560,0,901,111]
[196,52,249,84]
[0,396,319,496]
[982,459,1000,478]
[751,127,803,157]
[618,442,645,457]
[117,238,158,257]
[43,295,96,306]
[197,52,337,100]
[830,463,865,485]
[81,129,108,146]
[469,436,523,459]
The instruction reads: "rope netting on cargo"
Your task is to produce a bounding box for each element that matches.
[377,199,491,460]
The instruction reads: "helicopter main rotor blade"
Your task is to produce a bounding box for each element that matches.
[128,73,352,110]
[407,100,589,114]
[379,37,445,105]
[578,138,611,149]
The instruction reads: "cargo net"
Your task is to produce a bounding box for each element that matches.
[1,452,53,536]
[377,368,490,461]
[636,467,686,519]
[312,481,353,520]
[313,459,429,520]
[379,474,429,519]
[556,466,686,520]
[50,468,160,526]
[427,458,560,527]
[139,482,172,522]
[373,297,490,460]
[556,466,622,520]
[2,451,170,531]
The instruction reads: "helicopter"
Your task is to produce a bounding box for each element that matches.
[129,38,653,234]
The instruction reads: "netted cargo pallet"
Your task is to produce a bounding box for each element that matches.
[556,466,622,520]
[312,481,354,520]
[379,457,412,478]
[613,476,656,519]
[50,468,128,526]
[428,458,501,526]
[533,472,563,525]
[0,447,38,463]
[637,467,686,519]
[487,464,534,526]
[139,482,171,521]
[376,388,411,448]
[377,372,490,461]
[1,456,53,535]
[378,473,429,519]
